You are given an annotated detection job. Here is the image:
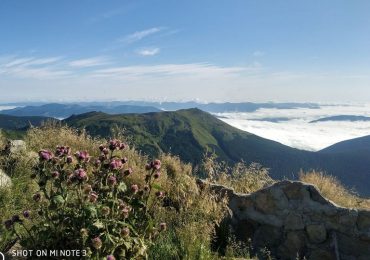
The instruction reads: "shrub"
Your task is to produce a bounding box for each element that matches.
[4,139,167,259]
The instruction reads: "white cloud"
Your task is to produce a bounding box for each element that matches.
[217,104,370,151]
[0,56,70,79]
[120,27,163,43]
[68,57,110,68]
[136,47,160,56]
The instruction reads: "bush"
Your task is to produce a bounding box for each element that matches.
[4,139,167,259]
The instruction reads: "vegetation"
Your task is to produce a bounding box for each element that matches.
[299,171,370,209]
[1,124,370,259]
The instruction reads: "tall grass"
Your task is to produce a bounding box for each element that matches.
[299,171,370,209]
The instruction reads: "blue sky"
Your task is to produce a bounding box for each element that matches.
[1,0,370,102]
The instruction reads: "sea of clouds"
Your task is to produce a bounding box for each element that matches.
[215,104,370,151]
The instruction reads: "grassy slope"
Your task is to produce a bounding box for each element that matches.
[0,114,54,130]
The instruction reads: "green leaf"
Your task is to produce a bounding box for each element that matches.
[51,195,65,205]
[117,182,127,193]
[93,220,104,229]
[84,205,97,218]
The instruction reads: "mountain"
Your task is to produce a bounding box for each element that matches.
[0,103,161,118]
[0,114,54,130]
[64,109,370,196]
[310,115,370,123]
[320,135,370,154]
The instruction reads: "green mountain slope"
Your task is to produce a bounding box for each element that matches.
[0,114,53,130]
[64,109,316,177]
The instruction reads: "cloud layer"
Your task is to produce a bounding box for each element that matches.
[216,104,370,151]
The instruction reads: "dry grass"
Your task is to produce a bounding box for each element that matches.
[299,171,370,209]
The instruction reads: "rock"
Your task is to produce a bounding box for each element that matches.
[0,168,11,188]
[306,224,327,243]
[200,180,370,259]
[5,140,26,154]
[284,213,304,230]
[308,249,335,260]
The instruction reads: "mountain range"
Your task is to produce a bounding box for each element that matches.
[0,102,320,118]
[1,107,370,196]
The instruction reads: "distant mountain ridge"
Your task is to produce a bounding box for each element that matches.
[0,114,54,130]
[0,101,320,118]
[0,103,161,118]
[310,115,370,123]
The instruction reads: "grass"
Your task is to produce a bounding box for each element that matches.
[299,170,370,209]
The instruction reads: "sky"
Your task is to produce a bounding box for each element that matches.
[1,0,370,103]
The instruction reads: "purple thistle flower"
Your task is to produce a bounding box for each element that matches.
[154,172,161,179]
[109,159,122,170]
[39,150,53,161]
[75,169,88,181]
[89,192,98,203]
[66,156,73,164]
[52,171,60,179]
[33,193,41,202]
[131,184,139,194]
[75,151,90,162]
[91,237,102,249]
[107,175,117,187]
[107,255,116,260]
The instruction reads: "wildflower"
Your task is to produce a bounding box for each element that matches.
[155,191,164,198]
[121,227,130,237]
[102,148,109,155]
[121,207,129,219]
[23,210,30,219]
[159,222,167,231]
[75,151,90,162]
[120,167,132,177]
[94,159,101,167]
[4,219,13,230]
[75,169,88,181]
[91,237,102,250]
[153,159,161,170]
[121,157,128,164]
[101,206,110,216]
[89,192,98,203]
[119,143,127,150]
[154,172,161,179]
[131,184,139,194]
[107,175,117,187]
[39,150,53,161]
[33,193,41,202]
[109,139,119,150]
[99,144,105,151]
[66,156,73,164]
[107,255,116,260]
[109,159,122,170]
[52,171,60,179]
[143,185,150,192]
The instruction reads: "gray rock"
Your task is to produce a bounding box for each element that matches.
[306,224,327,243]
[5,140,26,154]
[0,168,11,188]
